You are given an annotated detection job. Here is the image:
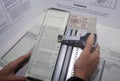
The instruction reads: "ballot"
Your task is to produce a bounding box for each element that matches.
[25,8,105,81]
[0,8,105,81]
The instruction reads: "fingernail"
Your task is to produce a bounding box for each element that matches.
[88,33,94,43]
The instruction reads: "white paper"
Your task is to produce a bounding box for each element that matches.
[100,47,120,81]
[1,32,37,64]
[25,9,70,81]
[0,0,31,34]
[0,10,47,76]
[96,24,120,50]
[0,0,47,58]
[44,0,120,28]
[0,9,47,63]
[102,61,120,81]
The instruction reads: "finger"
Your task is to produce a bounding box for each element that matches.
[10,52,32,70]
[90,45,100,64]
[94,44,100,53]
[89,54,100,73]
[90,53,100,64]
[13,76,30,81]
[83,33,94,54]
[90,44,100,58]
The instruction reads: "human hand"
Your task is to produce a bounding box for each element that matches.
[74,34,100,81]
[0,52,31,81]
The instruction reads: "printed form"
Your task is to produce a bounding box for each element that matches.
[0,1,120,81]
[0,0,46,57]
[45,0,120,28]
[43,1,120,81]
[0,0,30,34]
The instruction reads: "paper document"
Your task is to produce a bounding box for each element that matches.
[100,47,120,81]
[44,0,120,28]
[1,8,120,81]
[0,0,47,58]
[25,9,70,81]
[0,0,30,34]
[0,10,48,76]
[0,9,47,64]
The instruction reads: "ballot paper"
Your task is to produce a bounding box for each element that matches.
[24,8,106,81]
[44,0,120,28]
[1,8,120,81]
[68,14,96,33]
[0,9,47,66]
[25,9,70,81]
[0,0,47,58]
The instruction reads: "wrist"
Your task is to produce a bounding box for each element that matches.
[74,70,88,81]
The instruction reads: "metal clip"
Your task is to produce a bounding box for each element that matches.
[58,33,97,49]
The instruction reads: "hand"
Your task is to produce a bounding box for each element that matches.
[0,52,31,81]
[74,34,100,81]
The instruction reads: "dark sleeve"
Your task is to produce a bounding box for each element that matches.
[67,76,84,81]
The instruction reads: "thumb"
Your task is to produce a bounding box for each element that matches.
[83,33,94,54]
[13,76,30,81]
